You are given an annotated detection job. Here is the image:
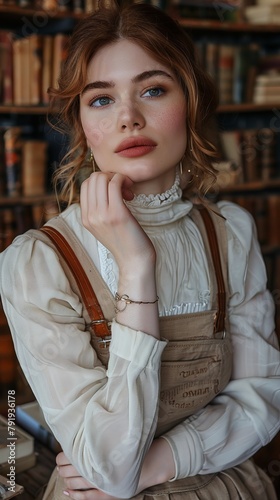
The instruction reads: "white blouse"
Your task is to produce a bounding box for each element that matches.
[0,179,279,498]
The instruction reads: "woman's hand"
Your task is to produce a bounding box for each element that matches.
[56,439,175,499]
[80,172,160,337]
[80,172,155,274]
[56,452,122,500]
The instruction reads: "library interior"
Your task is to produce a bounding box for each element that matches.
[0,0,280,498]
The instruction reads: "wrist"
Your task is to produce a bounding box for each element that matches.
[137,439,175,493]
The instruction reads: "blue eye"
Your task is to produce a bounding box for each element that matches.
[91,96,113,107]
[143,87,164,98]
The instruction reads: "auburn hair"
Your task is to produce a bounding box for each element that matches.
[49,1,219,205]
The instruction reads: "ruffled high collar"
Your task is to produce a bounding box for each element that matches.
[126,172,193,227]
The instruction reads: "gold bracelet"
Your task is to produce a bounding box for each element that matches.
[114,292,159,313]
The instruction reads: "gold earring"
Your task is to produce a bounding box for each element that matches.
[90,149,95,172]
[190,137,193,152]
[179,161,183,176]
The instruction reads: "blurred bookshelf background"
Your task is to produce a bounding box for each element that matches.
[0,0,280,495]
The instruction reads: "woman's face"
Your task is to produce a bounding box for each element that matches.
[80,39,187,195]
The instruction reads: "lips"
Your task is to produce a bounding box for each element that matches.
[115,136,157,157]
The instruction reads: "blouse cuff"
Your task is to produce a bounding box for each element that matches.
[110,319,167,370]
[161,422,204,480]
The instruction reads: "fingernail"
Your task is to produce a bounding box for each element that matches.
[63,491,69,496]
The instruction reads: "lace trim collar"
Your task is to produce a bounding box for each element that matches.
[129,171,181,207]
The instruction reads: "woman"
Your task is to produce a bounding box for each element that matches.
[1,2,279,499]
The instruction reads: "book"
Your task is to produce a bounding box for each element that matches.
[217,45,235,105]
[254,73,280,86]
[0,209,17,251]
[245,13,280,23]
[256,0,280,4]
[253,94,280,104]
[52,33,69,89]
[0,31,13,105]
[0,475,24,499]
[0,415,34,464]
[253,85,280,96]
[205,43,219,82]
[12,38,24,106]
[21,37,30,105]
[0,128,6,196]
[258,128,277,180]
[267,195,280,246]
[244,44,260,103]
[29,34,43,105]
[3,127,22,197]
[15,401,61,453]
[241,129,259,182]
[21,140,47,196]
[245,5,280,17]
[42,35,53,105]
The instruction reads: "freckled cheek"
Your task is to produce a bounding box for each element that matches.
[153,104,186,136]
[81,114,115,148]
[82,121,106,148]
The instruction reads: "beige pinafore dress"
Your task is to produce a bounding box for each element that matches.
[37,206,277,500]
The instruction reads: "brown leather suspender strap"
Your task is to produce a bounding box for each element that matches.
[197,206,227,334]
[40,225,111,339]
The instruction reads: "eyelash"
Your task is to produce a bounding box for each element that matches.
[89,86,166,108]
[142,86,165,98]
[89,95,113,108]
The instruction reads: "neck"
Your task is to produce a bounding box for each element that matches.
[131,169,177,197]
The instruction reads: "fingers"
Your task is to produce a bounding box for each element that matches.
[63,489,96,500]
[63,488,120,500]
[81,172,133,215]
[56,451,71,466]
[80,172,134,237]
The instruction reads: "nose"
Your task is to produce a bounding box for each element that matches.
[117,102,145,132]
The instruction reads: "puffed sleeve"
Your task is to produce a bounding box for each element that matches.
[0,233,166,498]
[161,201,280,479]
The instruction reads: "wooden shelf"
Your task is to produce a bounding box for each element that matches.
[217,103,280,113]
[261,244,280,256]
[0,193,57,207]
[217,179,280,193]
[0,4,83,19]
[178,17,280,33]
[0,105,50,114]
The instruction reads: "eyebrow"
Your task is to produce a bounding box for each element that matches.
[81,70,173,96]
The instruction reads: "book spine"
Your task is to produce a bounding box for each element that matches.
[0,30,14,105]
[29,34,43,105]
[0,128,6,196]
[12,38,24,106]
[217,45,235,105]
[42,35,53,105]
[241,129,260,182]
[267,195,280,246]
[258,128,276,181]
[22,140,47,196]
[4,127,22,197]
